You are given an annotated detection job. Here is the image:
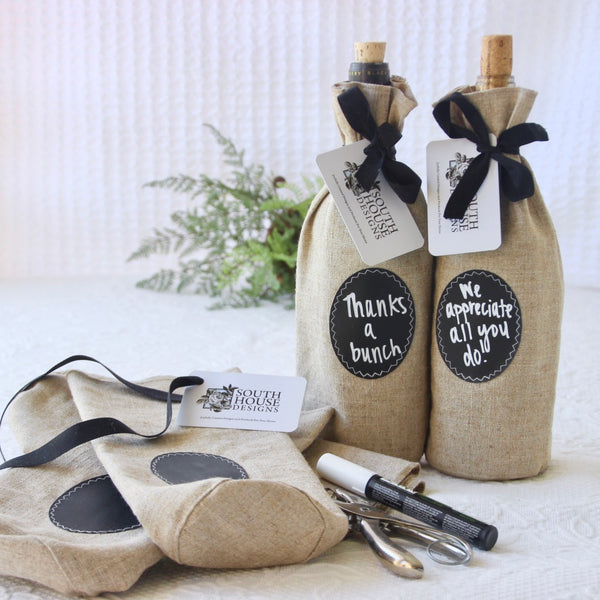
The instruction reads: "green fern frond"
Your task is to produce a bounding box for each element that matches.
[135,269,177,292]
[144,174,202,195]
[127,228,180,260]
[129,125,318,308]
[203,123,245,168]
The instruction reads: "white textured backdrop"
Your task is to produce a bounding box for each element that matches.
[0,0,598,287]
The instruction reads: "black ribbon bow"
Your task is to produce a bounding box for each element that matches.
[337,86,421,204]
[433,92,548,220]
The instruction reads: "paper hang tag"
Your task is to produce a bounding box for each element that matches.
[177,371,306,433]
[316,140,424,266]
[426,135,501,256]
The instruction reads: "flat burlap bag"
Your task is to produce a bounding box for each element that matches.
[426,86,563,480]
[1,375,163,596]
[292,410,424,490]
[303,438,424,493]
[296,78,432,461]
[64,370,349,569]
[1,365,423,594]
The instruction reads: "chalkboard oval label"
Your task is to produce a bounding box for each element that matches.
[436,270,521,382]
[50,474,141,534]
[329,268,415,379]
[151,452,249,485]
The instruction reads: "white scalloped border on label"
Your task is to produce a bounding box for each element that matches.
[329,268,415,379]
[436,269,521,382]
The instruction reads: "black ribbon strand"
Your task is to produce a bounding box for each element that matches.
[337,86,421,204]
[0,355,203,470]
[433,92,548,220]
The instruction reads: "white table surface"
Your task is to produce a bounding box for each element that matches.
[0,278,598,599]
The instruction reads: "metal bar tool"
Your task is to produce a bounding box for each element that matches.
[330,488,473,579]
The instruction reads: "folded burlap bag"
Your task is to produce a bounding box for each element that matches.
[1,375,163,596]
[292,410,424,490]
[296,78,432,461]
[426,86,563,480]
[1,361,424,594]
[303,438,424,492]
[60,370,348,569]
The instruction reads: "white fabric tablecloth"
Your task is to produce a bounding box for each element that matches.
[0,278,598,599]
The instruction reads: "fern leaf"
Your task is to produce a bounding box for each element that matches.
[144,174,201,195]
[135,269,177,292]
[127,228,177,261]
[130,125,318,308]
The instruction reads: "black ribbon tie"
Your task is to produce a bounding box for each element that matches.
[0,355,204,470]
[433,92,548,220]
[337,85,421,204]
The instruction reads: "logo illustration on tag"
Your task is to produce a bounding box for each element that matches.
[199,385,237,412]
[329,268,415,379]
[445,152,480,233]
[178,371,305,432]
[317,140,423,265]
[436,270,521,382]
[426,137,500,256]
[342,160,380,198]
[191,384,282,414]
[446,152,473,188]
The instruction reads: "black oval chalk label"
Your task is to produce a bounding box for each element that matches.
[151,452,249,485]
[50,475,141,534]
[329,268,415,379]
[436,270,521,382]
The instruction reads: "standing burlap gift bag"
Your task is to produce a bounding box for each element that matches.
[296,74,432,461]
[426,82,563,480]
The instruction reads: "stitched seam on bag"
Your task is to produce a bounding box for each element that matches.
[49,474,140,534]
[173,477,231,563]
[287,486,330,563]
[301,184,329,225]
[34,533,80,594]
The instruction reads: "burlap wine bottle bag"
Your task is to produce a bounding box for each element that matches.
[1,374,163,596]
[296,78,432,460]
[426,87,563,480]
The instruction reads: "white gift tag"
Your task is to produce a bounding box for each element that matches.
[177,371,306,433]
[426,136,501,256]
[316,140,424,265]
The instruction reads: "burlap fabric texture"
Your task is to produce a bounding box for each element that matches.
[1,375,163,596]
[426,86,563,480]
[65,371,348,570]
[296,78,433,461]
[1,367,423,595]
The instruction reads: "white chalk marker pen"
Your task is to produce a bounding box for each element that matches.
[317,453,498,551]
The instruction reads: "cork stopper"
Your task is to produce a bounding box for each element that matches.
[476,34,515,91]
[349,41,390,85]
[354,42,387,63]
